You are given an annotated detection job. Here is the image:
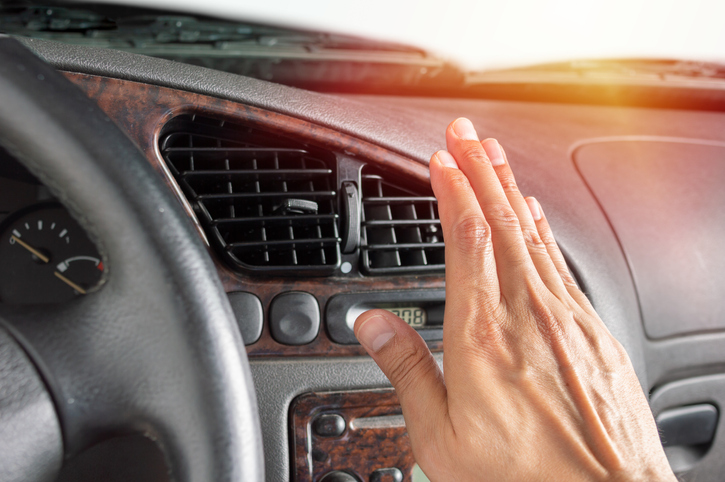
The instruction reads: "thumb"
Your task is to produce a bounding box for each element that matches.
[354,309,448,441]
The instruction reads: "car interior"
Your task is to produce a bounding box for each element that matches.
[0,3,724,482]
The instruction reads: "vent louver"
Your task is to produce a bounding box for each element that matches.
[159,115,340,275]
[360,167,444,274]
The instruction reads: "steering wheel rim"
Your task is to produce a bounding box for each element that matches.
[0,37,264,482]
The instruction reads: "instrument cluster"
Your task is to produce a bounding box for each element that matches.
[0,147,104,304]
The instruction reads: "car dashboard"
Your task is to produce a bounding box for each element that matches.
[2,36,725,482]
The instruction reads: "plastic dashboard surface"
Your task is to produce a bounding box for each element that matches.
[18,43,722,479]
[575,140,725,339]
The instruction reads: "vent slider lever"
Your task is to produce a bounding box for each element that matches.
[274,199,319,215]
[341,182,360,254]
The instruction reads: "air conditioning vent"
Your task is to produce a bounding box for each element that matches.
[159,115,340,275]
[360,167,444,274]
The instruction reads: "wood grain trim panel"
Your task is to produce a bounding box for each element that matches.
[290,389,415,482]
[64,72,444,357]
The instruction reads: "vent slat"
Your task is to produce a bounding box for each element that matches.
[361,167,444,275]
[198,191,336,200]
[363,196,438,204]
[363,219,441,226]
[228,237,341,248]
[166,147,309,154]
[363,242,445,250]
[362,263,445,275]
[182,169,332,178]
[212,214,338,225]
[160,114,340,275]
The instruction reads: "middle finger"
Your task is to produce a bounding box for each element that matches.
[482,140,569,301]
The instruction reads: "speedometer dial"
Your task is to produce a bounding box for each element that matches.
[0,203,104,304]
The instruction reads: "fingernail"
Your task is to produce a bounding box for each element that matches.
[482,139,505,166]
[435,150,458,169]
[526,197,542,221]
[356,315,395,352]
[453,118,479,141]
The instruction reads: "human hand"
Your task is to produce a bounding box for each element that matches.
[354,118,675,481]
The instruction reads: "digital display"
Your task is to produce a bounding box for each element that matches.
[331,292,444,344]
[386,306,427,328]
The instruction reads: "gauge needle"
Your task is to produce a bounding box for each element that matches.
[11,235,50,263]
[53,271,87,295]
[11,235,87,294]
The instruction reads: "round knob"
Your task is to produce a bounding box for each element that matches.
[312,413,346,437]
[319,470,360,482]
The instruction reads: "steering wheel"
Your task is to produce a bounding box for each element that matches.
[0,37,264,482]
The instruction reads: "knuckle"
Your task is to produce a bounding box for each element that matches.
[447,298,507,351]
[445,171,473,193]
[529,298,567,342]
[537,231,577,284]
[559,268,578,287]
[387,343,434,393]
[522,227,546,252]
[497,172,519,194]
[460,144,490,165]
[483,203,521,231]
[538,228,557,248]
[585,322,630,367]
[465,306,507,347]
[449,214,491,252]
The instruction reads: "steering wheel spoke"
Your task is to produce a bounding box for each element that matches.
[1,286,188,456]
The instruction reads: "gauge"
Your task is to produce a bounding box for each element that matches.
[0,202,104,304]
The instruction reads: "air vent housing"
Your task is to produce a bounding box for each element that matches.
[360,167,444,274]
[159,115,340,275]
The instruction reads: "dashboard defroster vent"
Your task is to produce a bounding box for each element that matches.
[160,115,340,275]
[360,167,444,274]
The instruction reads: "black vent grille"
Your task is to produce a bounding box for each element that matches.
[159,115,340,275]
[361,167,444,274]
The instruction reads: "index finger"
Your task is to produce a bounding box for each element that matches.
[446,119,541,295]
[429,150,501,340]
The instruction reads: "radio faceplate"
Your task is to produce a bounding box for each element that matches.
[326,290,445,344]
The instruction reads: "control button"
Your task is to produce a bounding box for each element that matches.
[312,413,346,437]
[370,467,403,482]
[319,470,360,482]
[269,291,320,345]
[227,292,263,345]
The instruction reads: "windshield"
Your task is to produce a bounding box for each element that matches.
[0,2,466,93]
[2,0,724,94]
[78,0,725,71]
